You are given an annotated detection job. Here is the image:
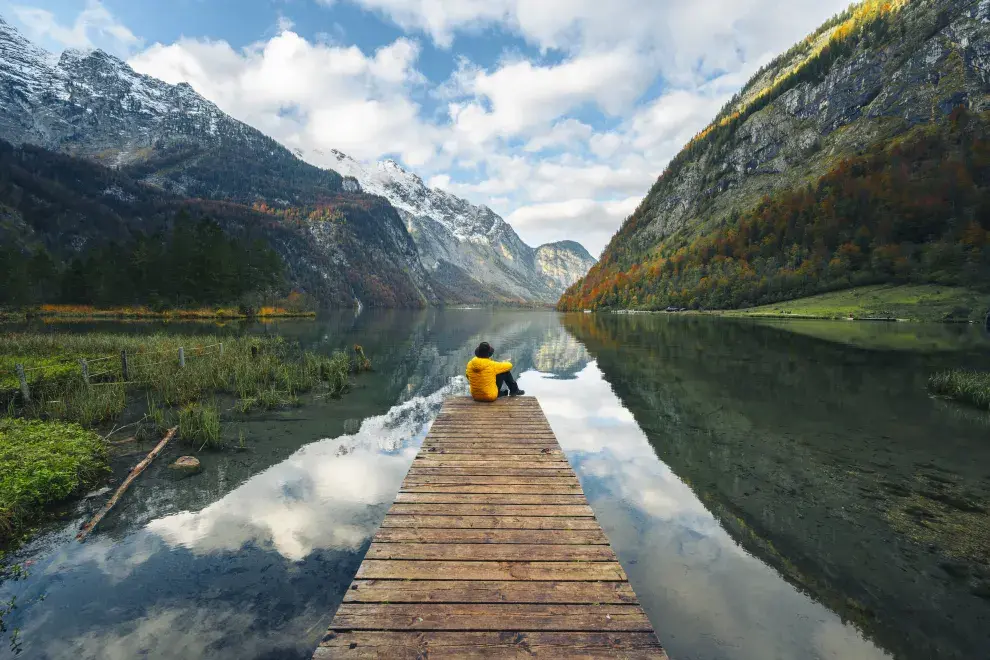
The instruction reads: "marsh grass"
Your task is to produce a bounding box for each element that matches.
[2,332,360,444]
[929,370,990,411]
[178,401,222,449]
[0,418,108,545]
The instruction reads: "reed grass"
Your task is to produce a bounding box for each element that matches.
[1,333,360,435]
[929,370,990,411]
[178,401,222,449]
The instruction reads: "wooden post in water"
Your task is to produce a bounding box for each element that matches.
[15,364,30,403]
[120,350,129,381]
[178,347,185,368]
[80,359,90,387]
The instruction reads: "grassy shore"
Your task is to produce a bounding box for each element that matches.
[929,370,990,411]
[5,304,317,321]
[719,284,989,323]
[0,419,108,548]
[2,332,356,428]
[0,331,366,549]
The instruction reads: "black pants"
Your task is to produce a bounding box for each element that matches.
[495,371,520,396]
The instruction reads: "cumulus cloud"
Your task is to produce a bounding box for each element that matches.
[507,197,641,256]
[33,0,854,254]
[128,27,439,166]
[11,0,140,56]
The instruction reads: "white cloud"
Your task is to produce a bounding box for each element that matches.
[11,0,140,56]
[524,119,593,153]
[128,29,440,166]
[31,0,854,255]
[506,196,641,256]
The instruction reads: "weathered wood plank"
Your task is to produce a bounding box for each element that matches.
[355,560,628,581]
[330,603,651,631]
[401,475,580,486]
[407,468,577,476]
[380,515,602,530]
[388,504,594,517]
[413,460,570,469]
[342,580,637,604]
[372,528,610,544]
[400,484,584,494]
[417,451,565,458]
[364,543,616,562]
[316,631,668,659]
[395,493,587,505]
[420,446,563,455]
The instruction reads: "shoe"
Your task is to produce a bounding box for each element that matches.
[510,390,525,396]
[498,390,509,397]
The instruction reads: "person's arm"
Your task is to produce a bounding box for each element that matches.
[493,360,513,374]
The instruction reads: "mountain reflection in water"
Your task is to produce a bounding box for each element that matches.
[1,309,986,660]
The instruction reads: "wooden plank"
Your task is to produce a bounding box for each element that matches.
[316,631,668,659]
[400,484,584,494]
[364,543,616,562]
[407,468,576,476]
[329,603,652,631]
[372,528,610,544]
[355,560,627,581]
[380,515,603,530]
[420,447,563,455]
[401,476,580,486]
[395,493,587,505]
[342,580,637,604]
[388,504,594,517]
[413,460,570,468]
[415,447,570,458]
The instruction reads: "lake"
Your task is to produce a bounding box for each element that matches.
[1,309,988,660]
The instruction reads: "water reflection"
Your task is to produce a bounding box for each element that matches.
[563,313,990,660]
[2,310,987,659]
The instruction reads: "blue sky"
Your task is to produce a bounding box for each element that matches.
[1,0,850,253]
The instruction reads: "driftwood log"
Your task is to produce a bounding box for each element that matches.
[76,426,177,542]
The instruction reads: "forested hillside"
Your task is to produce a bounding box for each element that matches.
[560,0,990,311]
[0,140,435,308]
[560,109,990,310]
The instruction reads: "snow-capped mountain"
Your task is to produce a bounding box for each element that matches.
[0,15,593,306]
[0,16,440,308]
[323,149,596,303]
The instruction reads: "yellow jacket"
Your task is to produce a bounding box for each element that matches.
[466,356,513,402]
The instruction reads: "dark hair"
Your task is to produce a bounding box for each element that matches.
[474,342,494,358]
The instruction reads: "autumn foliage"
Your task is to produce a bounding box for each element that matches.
[559,108,990,311]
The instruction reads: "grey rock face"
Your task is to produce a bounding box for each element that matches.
[326,150,597,303]
[624,0,990,252]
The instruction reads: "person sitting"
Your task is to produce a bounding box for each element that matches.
[466,342,525,401]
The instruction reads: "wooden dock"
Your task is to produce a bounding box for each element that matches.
[315,396,666,658]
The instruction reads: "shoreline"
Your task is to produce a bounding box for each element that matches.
[0,305,317,323]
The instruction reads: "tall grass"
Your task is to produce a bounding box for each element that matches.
[1,333,360,433]
[178,401,222,449]
[929,370,990,411]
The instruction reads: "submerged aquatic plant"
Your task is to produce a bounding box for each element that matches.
[929,370,990,411]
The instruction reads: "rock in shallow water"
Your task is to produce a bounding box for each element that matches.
[169,455,202,477]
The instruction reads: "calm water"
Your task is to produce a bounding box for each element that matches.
[2,310,989,660]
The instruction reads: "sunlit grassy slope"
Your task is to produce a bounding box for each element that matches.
[722,284,990,323]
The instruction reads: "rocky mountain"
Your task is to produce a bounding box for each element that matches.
[0,16,440,307]
[324,150,596,304]
[561,0,990,311]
